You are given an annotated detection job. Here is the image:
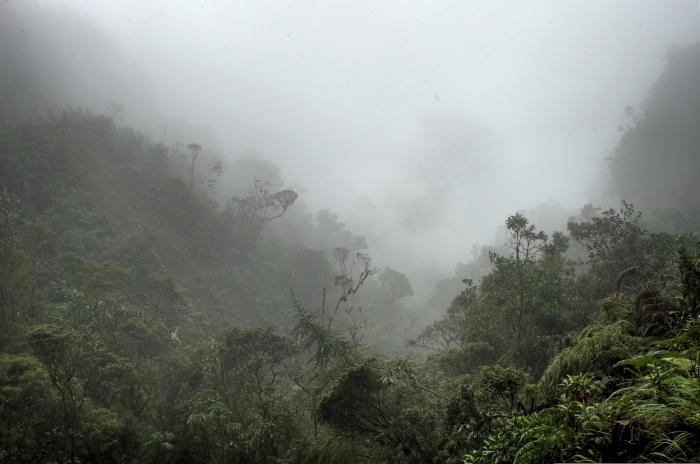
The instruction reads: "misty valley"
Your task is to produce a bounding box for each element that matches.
[2,1,700,463]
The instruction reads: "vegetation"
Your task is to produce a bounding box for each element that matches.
[1,39,699,464]
[609,43,700,211]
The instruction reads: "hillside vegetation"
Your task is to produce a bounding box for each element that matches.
[1,44,700,464]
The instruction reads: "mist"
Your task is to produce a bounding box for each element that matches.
[4,0,700,280]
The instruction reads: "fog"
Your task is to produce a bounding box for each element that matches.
[5,0,700,280]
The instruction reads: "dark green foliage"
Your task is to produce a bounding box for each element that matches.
[464,404,609,464]
[422,215,580,376]
[480,365,527,411]
[61,252,129,300]
[406,201,700,463]
[427,342,497,376]
[377,267,414,311]
[216,325,297,422]
[568,201,644,264]
[317,361,385,435]
[465,254,700,463]
[538,317,639,399]
[675,245,700,319]
[291,295,362,370]
[0,110,323,462]
[0,353,58,462]
[568,202,693,302]
[504,213,548,261]
[318,359,443,464]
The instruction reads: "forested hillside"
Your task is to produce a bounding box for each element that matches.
[610,43,700,212]
[1,23,700,464]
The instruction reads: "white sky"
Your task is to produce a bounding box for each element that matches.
[38,0,700,274]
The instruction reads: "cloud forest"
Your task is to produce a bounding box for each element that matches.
[2,1,700,463]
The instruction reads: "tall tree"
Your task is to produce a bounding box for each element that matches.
[377,267,414,311]
[185,143,202,191]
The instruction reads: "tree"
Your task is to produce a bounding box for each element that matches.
[377,267,414,311]
[224,180,298,246]
[0,187,35,346]
[567,201,643,263]
[216,326,297,419]
[58,252,129,329]
[504,213,548,261]
[287,250,379,444]
[185,142,202,191]
[416,215,575,376]
[205,159,223,201]
[186,326,299,462]
[327,247,378,338]
[20,222,59,320]
[410,278,489,364]
[0,353,59,461]
[26,324,100,463]
[274,246,334,310]
[317,360,439,464]
[567,202,685,296]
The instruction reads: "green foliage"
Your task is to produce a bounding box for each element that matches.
[410,279,479,355]
[538,319,639,399]
[675,245,700,320]
[0,353,58,461]
[603,368,700,462]
[377,266,414,311]
[0,239,33,347]
[560,373,597,403]
[61,252,129,299]
[643,431,700,463]
[278,246,333,307]
[463,410,573,464]
[319,358,443,464]
[216,325,297,418]
[480,244,577,374]
[568,201,643,263]
[291,295,362,371]
[312,209,368,253]
[568,203,690,298]
[464,385,611,464]
[78,400,126,461]
[317,360,385,435]
[219,325,296,368]
[294,423,411,464]
[480,365,527,411]
[504,213,548,261]
[427,342,497,376]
